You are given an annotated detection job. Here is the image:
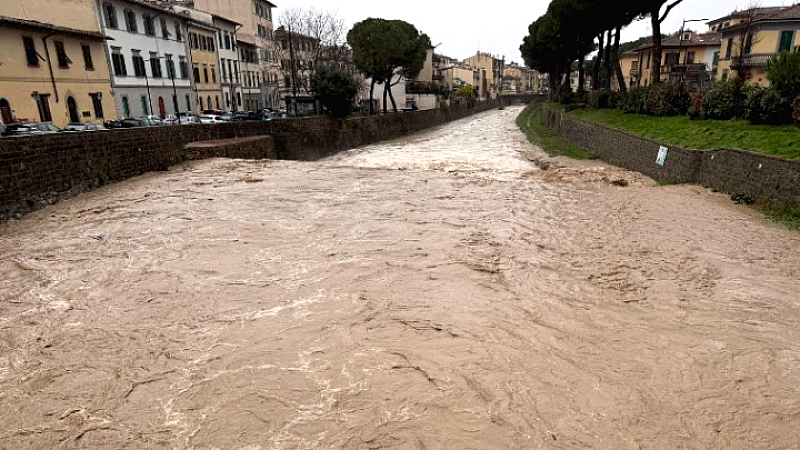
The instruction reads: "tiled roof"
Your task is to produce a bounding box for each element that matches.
[763,4,800,20]
[636,33,721,51]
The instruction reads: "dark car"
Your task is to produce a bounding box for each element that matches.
[232,111,259,121]
[63,123,108,132]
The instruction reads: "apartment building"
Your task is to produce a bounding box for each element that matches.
[190,0,278,109]
[631,32,721,87]
[0,0,116,127]
[97,0,193,118]
[212,14,242,111]
[714,5,800,86]
[464,52,504,99]
[238,40,261,111]
[503,63,537,94]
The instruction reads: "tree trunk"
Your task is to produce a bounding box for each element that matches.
[603,29,613,89]
[382,78,389,114]
[612,26,627,95]
[650,10,663,85]
[369,78,376,115]
[387,76,398,113]
[592,33,604,90]
[577,54,586,95]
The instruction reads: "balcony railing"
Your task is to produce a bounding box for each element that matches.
[731,53,773,68]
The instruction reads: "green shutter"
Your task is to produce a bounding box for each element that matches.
[779,31,794,53]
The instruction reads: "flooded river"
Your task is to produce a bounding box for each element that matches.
[1,106,799,449]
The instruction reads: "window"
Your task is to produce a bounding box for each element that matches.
[90,93,104,118]
[203,64,209,83]
[82,44,94,70]
[221,59,227,80]
[200,35,207,51]
[686,52,695,64]
[208,36,215,52]
[712,51,720,67]
[124,9,137,33]
[199,96,204,110]
[234,64,239,83]
[228,60,233,83]
[224,32,232,50]
[35,94,52,121]
[284,75,291,87]
[122,96,130,117]
[281,39,288,51]
[161,18,170,39]
[192,64,200,82]
[726,38,733,58]
[150,55,162,78]
[111,49,127,76]
[175,21,183,41]
[144,14,155,37]
[165,54,176,79]
[237,92,242,107]
[211,66,217,83]
[141,95,149,115]
[779,30,794,53]
[179,56,189,79]
[172,94,179,114]
[132,51,146,77]
[215,96,220,109]
[22,37,40,67]
[189,32,198,49]
[664,53,679,66]
[744,33,753,55]
[225,92,230,107]
[103,3,118,29]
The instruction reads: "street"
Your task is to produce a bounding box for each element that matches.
[1,106,798,449]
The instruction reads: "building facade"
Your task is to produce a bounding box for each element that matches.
[238,40,261,111]
[0,0,117,127]
[631,32,721,87]
[714,5,800,86]
[212,14,242,112]
[97,0,194,118]
[464,52,504,99]
[185,14,223,112]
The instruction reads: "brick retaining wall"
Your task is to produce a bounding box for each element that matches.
[542,106,800,208]
[1,97,522,220]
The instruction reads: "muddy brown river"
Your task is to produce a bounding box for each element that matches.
[1,106,799,449]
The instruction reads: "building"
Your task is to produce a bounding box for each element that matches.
[615,51,640,91]
[631,31,721,87]
[212,14,242,112]
[464,52,504,99]
[180,8,224,112]
[97,0,194,118]
[503,62,537,94]
[441,65,482,94]
[274,25,319,114]
[238,40,261,111]
[0,0,117,127]
[189,0,278,108]
[713,5,800,86]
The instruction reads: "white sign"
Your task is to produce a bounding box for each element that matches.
[656,146,669,167]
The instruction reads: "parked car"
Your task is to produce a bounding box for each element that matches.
[202,109,224,116]
[1,122,61,136]
[232,111,259,121]
[63,123,108,132]
[199,114,229,124]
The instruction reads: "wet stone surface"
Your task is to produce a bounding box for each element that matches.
[1,106,799,449]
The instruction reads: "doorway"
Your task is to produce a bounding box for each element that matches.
[67,96,80,123]
[158,96,166,118]
[0,99,12,124]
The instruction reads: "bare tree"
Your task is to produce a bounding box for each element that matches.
[728,1,764,82]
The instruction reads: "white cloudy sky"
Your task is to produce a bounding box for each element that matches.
[271,0,795,64]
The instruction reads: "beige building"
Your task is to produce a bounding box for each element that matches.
[464,52,504,99]
[614,51,640,91]
[0,0,116,126]
[631,32,721,87]
[503,63,537,94]
[713,5,800,86]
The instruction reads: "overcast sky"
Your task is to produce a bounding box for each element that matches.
[271,0,796,64]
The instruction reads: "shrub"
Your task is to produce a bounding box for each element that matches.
[745,86,792,125]
[587,89,621,109]
[767,50,800,100]
[618,86,648,114]
[557,84,575,105]
[791,94,800,123]
[643,83,690,116]
[311,64,359,119]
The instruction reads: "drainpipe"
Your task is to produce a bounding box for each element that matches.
[42,32,59,103]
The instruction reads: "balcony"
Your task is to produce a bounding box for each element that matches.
[731,53,773,68]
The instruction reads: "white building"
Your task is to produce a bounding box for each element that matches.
[96,0,194,118]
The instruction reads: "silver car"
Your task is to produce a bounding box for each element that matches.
[63,123,108,132]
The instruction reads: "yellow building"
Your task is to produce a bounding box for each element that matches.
[188,23,223,112]
[615,51,639,91]
[632,32,721,87]
[464,52,504,99]
[713,5,800,86]
[0,2,116,127]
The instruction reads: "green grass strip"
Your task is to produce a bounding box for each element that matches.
[516,103,592,160]
[569,108,800,161]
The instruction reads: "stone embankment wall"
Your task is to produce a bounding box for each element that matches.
[1,97,538,220]
[542,106,800,208]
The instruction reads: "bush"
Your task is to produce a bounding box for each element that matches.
[311,64,359,119]
[618,86,648,114]
[642,83,690,116]
[685,80,745,120]
[745,86,792,125]
[587,89,621,109]
[767,50,800,100]
[557,84,575,105]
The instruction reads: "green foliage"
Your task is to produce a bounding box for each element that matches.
[587,89,621,109]
[688,80,741,120]
[618,86,648,114]
[311,64,358,119]
[570,107,800,160]
[556,84,575,105]
[644,83,691,117]
[745,86,792,125]
[454,85,477,107]
[761,205,800,231]
[767,50,800,100]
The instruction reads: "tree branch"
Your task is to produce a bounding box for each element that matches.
[659,0,685,23]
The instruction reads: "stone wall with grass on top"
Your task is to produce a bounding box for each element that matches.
[541,105,800,208]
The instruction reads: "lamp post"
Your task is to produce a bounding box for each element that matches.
[678,18,708,83]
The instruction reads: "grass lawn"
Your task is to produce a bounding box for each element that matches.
[570,108,800,161]
[516,103,591,159]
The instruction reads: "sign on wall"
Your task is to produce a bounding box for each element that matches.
[656,146,669,167]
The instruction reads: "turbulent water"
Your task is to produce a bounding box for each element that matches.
[1,106,799,449]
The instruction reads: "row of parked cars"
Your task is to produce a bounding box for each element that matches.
[0,109,288,137]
